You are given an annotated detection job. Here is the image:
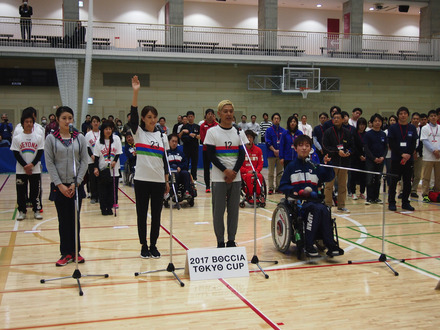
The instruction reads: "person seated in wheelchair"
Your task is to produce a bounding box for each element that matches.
[279,135,344,258]
[240,130,265,205]
[124,132,136,184]
[167,133,192,200]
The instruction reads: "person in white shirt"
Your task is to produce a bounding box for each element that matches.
[298,115,313,138]
[84,116,100,204]
[11,109,44,220]
[348,107,363,128]
[238,115,250,131]
[247,115,261,143]
[13,107,44,138]
[420,110,440,202]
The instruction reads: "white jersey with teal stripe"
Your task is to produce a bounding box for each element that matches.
[133,129,168,183]
[204,125,248,183]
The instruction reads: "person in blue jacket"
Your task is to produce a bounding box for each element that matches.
[279,135,344,258]
[167,133,191,199]
[265,112,286,194]
[279,115,303,168]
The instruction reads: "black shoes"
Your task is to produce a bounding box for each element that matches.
[226,240,237,247]
[388,203,397,211]
[150,246,161,258]
[217,241,225,248]
[402,203,415,211]
[305,246,319,257]
[101,209,113,216]
[140,244,151,259]
[410,192,419,198]
[326,247,344,257]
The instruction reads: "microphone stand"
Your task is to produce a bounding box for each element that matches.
[41,127,109,296]
[236,127,278,279]
[308,160,405,276]
[134,139,185,287]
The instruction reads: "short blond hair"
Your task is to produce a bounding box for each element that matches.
[217,100,234,112]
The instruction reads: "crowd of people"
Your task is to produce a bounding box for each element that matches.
[3,89,440,265]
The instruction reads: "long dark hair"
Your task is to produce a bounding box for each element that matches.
[140,106,158,130]
[286,115,298,133]
[356,117,368,133]
[99,121,114,145]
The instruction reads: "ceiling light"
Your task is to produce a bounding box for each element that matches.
[78,1,83,7]
[369,7,375,11]
[316,4,322,8]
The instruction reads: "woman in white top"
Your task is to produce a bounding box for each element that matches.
[93,121,122,216]
[11,108,44,221]
[130,75,170,259]
[84,115,100,204]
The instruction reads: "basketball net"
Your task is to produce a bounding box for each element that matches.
[300,87,310,99]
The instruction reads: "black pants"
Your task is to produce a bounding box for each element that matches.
[98,173,118,213]
[350,160,366,195]
[134,180,165,247]
[20,19,32,40]
[366,160,384,201]
[88,164,99,201]
[388,159,413,205]
[174,170,190,192]
[202,150,211,189]
[54,184,84,255]
[184,145,199,180]
[16,174,40,213]
[302,202,336,250]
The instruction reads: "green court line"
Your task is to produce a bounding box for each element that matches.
[12,208,17,220]
[341,236,440,278]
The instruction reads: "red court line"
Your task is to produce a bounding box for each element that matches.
[399,212,440,225]
[5,305,249,329]
[0,174,10,194]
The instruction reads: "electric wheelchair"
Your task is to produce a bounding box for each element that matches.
[163,171,197,208]
[239,174,267,208]
[271,193,343,260]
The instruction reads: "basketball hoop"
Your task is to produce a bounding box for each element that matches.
[299,87,310,99]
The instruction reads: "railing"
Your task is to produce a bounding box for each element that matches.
[1,16,439,61]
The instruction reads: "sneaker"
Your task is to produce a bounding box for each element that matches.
[90,199,96,204]
[305,246,319,257]
[359,193,366,200]
[34,212,43,220]
[56,254,73,267]
[337,207,350,213]
[149,246,161,258]
[268,189,273,195]
[226,240,237,247]
[423,196,430,203]
[402,203,415,211]
[72,254,85,263]
[374,199,383,204]
[352,194,358,200]
[348,193,352,198]
[326,247,344,257]
[17,211,26,221]
[205,188,211,193]
[140,244,150,258]
[87,193,91,198]
[114,204,119,209]
[365,200,372,205]
[217,241,225,248]
[388,203,397,211]
[184,191,191,199]
[410,192,419,198]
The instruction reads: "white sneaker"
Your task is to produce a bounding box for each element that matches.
[17,211,26,221]
[352,194,358,200]
[337,207,350,213]
[34,212,43,220]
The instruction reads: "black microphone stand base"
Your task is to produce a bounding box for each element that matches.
[348,254,405,276]
[134,263,185,287]
[250,255,278,279]
[41,269,109,296]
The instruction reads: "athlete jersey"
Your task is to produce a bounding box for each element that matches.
[93,135,123,176]
[10,130,44,174]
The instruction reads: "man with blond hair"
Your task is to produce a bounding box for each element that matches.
[204,100,248,248]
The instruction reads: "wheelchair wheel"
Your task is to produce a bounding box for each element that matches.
[239,201,245,208]
[271,203,293,253]
[163,199,170,208]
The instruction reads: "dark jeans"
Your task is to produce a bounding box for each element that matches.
[184,145,199,180]
[202,150,211,189]
[388,159,413,205]
[20,19,32,40]
[98,173,118,212]
[365,160,385,201]
[350,160,366,195]
[134,180,165,247]
[174,170,190,192]
[16,174,41,213]
[88,164,99,201]
[54,184,83,255]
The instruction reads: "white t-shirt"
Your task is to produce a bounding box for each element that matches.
[133,128,169,183]
[348,118,358,128]
[10,131,44,174]
[421,123,440,162]
[13,122,45,138]
[298,123,313,138]
[84,130,100,164]
[204,125,249,183]
[93,135,123,176]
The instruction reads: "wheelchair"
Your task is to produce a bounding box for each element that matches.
[123,162,135,187]
[163,171,197,208]
[271,194,342,260]
[239,173,267,208]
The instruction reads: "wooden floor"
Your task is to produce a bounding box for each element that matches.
[0,170,439,329]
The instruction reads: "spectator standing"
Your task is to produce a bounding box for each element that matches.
[420,110,440,202]
[350,117,367,200]
[238,115,249,131]
[19,1,33,40]
[298,115,313,138]
[0,113,13,144]
[387,107,418,211]
[40,116,47,129]
[348,108,363,128]
[84,116,100,204]
[45,113,58,137]
[279,115,303,168]
[312,112,329,159]
[172,115,183,134]
[180,111,200,180]
[247,115,261,143]
[121,113,132,137]
[410,112,423,198]
[259,113,272,143]
[157,117,169,134]
[81,115,91,134]
[200,108,218,193]
[265,113,286,194]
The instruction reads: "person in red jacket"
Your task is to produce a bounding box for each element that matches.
[240,130,264,204]
[199,108,218,193]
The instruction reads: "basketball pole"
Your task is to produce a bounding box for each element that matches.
[235,126,278,278]
[308,160,405,276]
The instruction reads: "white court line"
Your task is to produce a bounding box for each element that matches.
[0,209,15,214]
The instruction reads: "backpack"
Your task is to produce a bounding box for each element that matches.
[428,191,440,203]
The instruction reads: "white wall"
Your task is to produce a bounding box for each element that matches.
[363,12,419,36]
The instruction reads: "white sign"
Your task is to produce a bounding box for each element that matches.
[186,247,249,281]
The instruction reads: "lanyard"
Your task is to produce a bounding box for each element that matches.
[399,124,409,140]
[333,127,342,144]
[357,131,364,142]
[430,125,438,140]
[93,131,99,142]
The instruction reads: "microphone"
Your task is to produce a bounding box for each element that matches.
[305,157,319,169]
[69,123,74,135]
